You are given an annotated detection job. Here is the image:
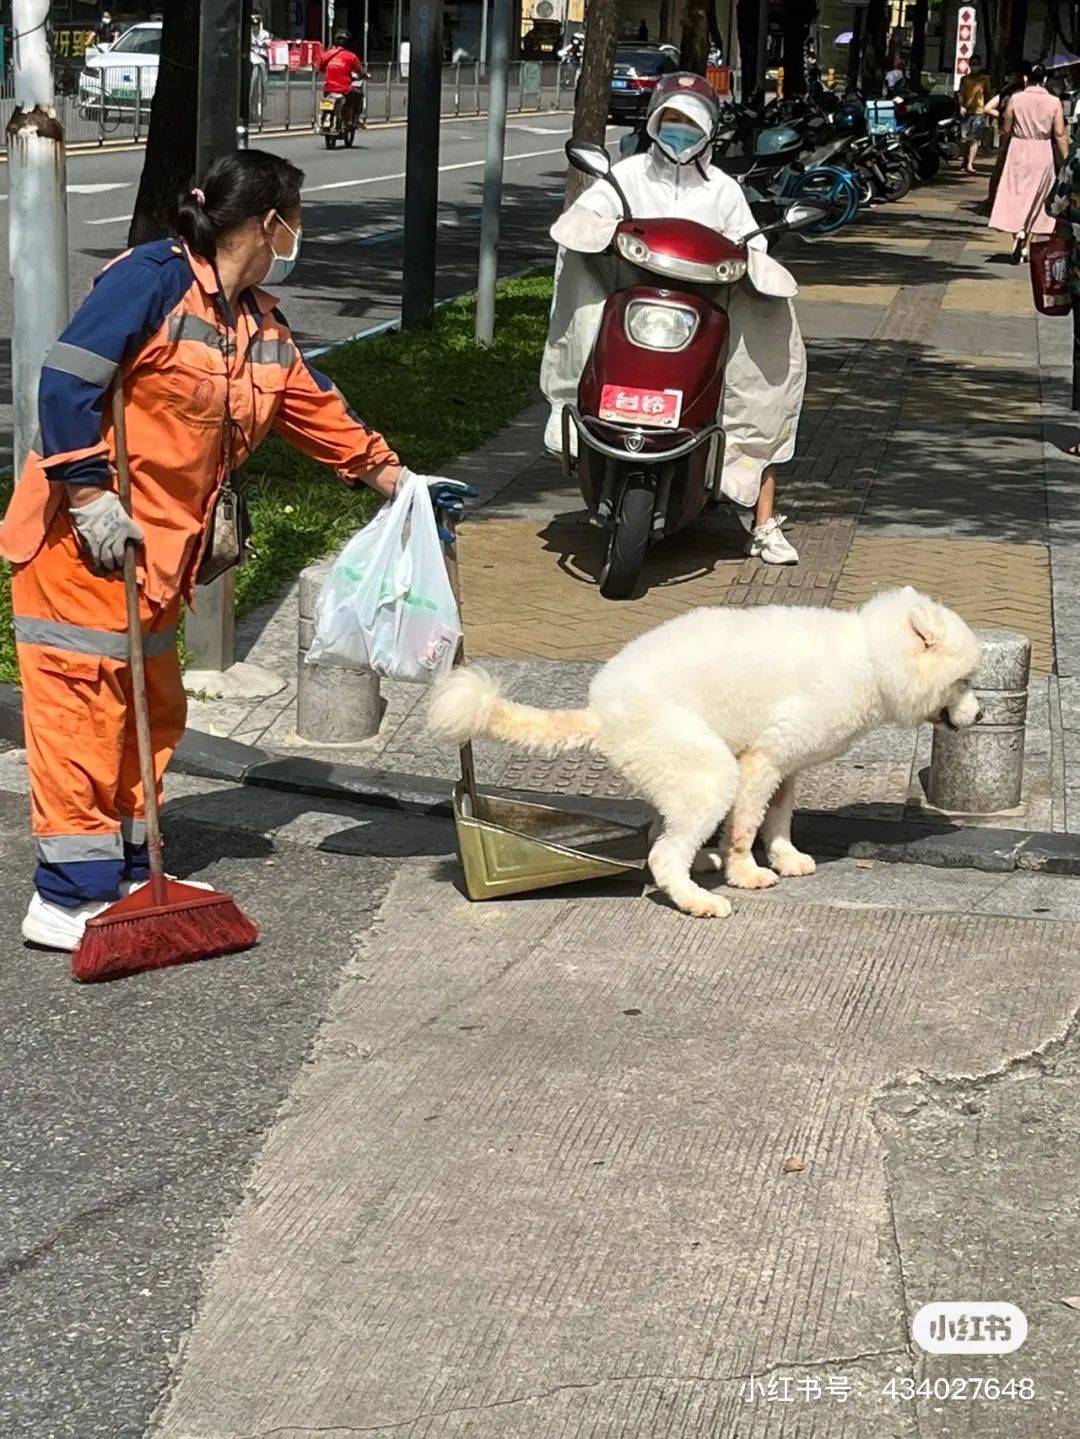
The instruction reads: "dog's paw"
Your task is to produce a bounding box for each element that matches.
[770,847,817,878]
[725,857,779,891]
[677,890,733,919]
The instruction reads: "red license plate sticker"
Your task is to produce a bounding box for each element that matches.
[598,385,683,429]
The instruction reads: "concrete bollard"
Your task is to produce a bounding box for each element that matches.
[927,628,1030,813]
[297,562,382,744]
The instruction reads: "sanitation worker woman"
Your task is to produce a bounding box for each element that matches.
[0,149,469,951]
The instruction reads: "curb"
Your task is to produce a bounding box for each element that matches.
[0,687,1074,876]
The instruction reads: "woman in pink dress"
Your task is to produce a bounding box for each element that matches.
[989,64,1069,261]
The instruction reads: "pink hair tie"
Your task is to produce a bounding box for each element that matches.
[191,187,206,206]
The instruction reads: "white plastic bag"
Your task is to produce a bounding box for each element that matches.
[307,470,462,683]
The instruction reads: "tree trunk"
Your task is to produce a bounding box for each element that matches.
[1008,0,1027,65]
[1042,0,1060,55]
[859,0,887,94]
[737,0,761,98]
[680,0,711,74]
[847,5,864,89]
[909,0,928,87]
[565,0,618,207]
[781,0,812,97]
[990,0,1010,86]
[128,0,200,245]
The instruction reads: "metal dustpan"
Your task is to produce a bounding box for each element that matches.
[443,528,649,902]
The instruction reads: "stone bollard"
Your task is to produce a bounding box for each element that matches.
[927,628,1030,814]
[296,562,382,744]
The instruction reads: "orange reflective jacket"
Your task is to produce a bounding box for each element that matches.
[0,241,397,604]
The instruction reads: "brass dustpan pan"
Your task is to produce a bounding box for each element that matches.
[443,528,649,902]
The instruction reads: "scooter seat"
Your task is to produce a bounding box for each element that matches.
[714,152,761,177]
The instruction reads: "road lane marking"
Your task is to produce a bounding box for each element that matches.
[68,182,131,194]
[509,124,571,135]
[85,213,132,225]
[303,143,565,194]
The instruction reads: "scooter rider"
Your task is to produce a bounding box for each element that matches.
[541,72,807,565]
[319,29,365,131]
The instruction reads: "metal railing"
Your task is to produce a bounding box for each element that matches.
[0,60,577,151]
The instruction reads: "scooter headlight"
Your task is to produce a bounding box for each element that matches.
[625,300,698,351]
[616,232,652,266]
[714,258,747,282]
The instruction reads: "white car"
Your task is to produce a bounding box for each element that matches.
[79,21,161,109]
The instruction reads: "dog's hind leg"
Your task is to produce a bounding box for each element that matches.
[760,775,816,878]
[605,711,739,919]
[724,750,783,890]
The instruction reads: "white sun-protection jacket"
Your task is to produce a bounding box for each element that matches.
[540,140,807,507]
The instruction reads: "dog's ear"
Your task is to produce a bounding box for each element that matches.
[908,601,942,651]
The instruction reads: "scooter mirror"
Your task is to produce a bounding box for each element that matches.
[566,140,612,178]
[784,202,829,230]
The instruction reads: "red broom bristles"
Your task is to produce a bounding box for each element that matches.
[72,886,259,982]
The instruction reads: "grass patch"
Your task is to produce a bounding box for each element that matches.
[0,272,554,686]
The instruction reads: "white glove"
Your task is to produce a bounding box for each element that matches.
[68,490,145,571]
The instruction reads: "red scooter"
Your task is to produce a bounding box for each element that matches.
[561,140,821,599]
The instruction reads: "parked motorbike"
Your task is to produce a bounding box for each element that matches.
[320,81,362,149]
[559,139,824,600]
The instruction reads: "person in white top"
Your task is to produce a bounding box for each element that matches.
[249,11,272,124]
[541,73,806,565]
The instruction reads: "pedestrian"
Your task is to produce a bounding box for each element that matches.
[883,60,905,98]
[249,11,272,126]
[959,54,992,173]
[989,63,1069,263]
[1047,138,1080,438]
[0,150,471,951]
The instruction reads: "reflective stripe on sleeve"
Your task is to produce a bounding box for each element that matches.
[44,341,118,388]
[14,616,178,659]
[37,832,124,863]
[120,817,147,845]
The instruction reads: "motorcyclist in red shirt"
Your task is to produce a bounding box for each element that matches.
[319,30,365,130]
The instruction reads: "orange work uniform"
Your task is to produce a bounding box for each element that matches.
[0,240,397,906]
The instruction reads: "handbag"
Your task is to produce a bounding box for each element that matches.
[196,474,252,586]
[1029,222,1073,316]
[196,400,253,586]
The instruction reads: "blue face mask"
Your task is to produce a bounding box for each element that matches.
[262,213,302,286]
[657,121,704,159]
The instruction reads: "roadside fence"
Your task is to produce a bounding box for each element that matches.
[0,60,578,152]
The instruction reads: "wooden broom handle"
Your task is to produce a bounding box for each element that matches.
[111,386,167,898]
[441,515,478,806]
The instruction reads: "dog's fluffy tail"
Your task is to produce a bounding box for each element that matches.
[428,666,600,752]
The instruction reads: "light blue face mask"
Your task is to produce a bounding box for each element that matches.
[657,121,704,160]
[262,213,301,285]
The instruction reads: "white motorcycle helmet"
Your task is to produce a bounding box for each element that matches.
[645,71,721,164]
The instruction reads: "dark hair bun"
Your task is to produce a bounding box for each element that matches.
[172,149,305,261]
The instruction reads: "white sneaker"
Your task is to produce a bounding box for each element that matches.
[749,515,799,565]
[21,893,112,952]
[120,876,215,897]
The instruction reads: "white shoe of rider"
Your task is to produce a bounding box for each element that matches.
[21,893,112,952]
[543,405,578,460]
[749,515,799,565]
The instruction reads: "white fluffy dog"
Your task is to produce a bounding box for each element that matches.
[429,588,982,918]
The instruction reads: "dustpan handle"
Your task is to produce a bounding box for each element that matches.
[441,517,478,806]
[112,384,167,901]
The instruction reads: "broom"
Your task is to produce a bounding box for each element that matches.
[71,388,260,982]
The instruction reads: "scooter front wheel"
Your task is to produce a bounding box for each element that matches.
[599,475,653,600]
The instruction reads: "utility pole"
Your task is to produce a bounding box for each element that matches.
[402,0,445,329]
[185,0,281,698]
[479,0,490,76]
[475,0,512,345]
[7,0,69,477]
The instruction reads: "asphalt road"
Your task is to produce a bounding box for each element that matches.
[0,114,580,466]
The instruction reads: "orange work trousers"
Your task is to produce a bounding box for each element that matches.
[12,513,186,907]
